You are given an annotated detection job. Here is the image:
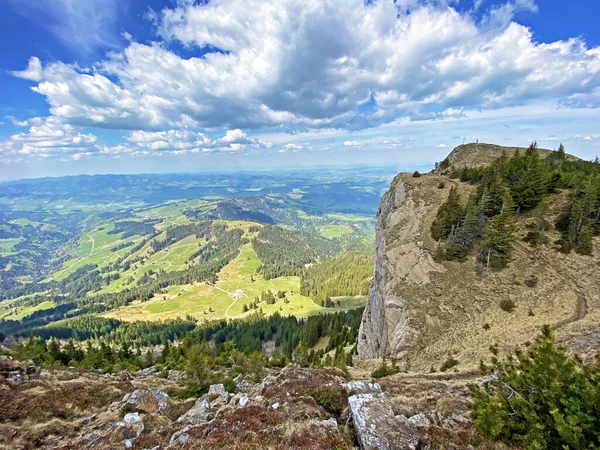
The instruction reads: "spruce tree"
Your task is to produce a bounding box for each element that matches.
[443,195,480,261]
[510,150,550,212]
[478,191,517,269]
[431,186,465,240]
[562,177,598,255]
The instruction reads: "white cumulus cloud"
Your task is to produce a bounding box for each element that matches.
[0,117,98,159]
[8,0,600,135]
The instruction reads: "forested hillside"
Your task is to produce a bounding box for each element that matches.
[300,249,373,306]
[433,143,600,269]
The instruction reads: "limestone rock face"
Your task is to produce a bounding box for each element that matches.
[357,174,444,360]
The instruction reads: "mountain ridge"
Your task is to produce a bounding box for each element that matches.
[358,143,600,371]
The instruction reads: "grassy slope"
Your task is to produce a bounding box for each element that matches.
[103,240,365,322]
[0,300,56,321]
[318,224,354,239]
[52,223,146,282]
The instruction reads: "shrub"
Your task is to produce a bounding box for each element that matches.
[440,355,459,372]
[525,276,538,288]
[371,359,399,379]
[469,326,600,449]
[437,181,446,189]
[413,171,421,178]
[499,299,516,313]
[308,385,347,416]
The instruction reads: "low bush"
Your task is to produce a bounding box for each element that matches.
[470,326,600,449]
[308,385,347,416]
[371,359,399,379]
[499,299,516,313]
[440,355,459,372]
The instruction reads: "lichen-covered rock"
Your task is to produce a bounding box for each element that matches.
[343,381,382,396]
[170,424,193,445]
[126,389,169,414]
[408,413,431,427]
[177,395,211,423]
[116,411,144,444]
[349,392,421,450]
[208,383,226,395]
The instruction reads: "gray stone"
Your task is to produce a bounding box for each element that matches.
[349,392,421,450]
[407,413,431,427]
[77,414,97,425]
[124,412,142,425]
[177,396,211,423]
[209,394,229,409]
[343,381,382,395]
[208,384,226,395]
[239,395,249,407]
[271,402,280,410]
[126,389,169,414]
[117,412,144,441]
[167,370,186,383]
[170,425,193,445]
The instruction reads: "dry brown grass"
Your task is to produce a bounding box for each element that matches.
[377,172,600,373]
[436,142,578,172]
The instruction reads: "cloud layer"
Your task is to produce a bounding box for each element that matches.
[3,0,600,162]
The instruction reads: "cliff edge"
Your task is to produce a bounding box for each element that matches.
[358,144,600,372]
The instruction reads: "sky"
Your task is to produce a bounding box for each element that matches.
[0,0,599,181]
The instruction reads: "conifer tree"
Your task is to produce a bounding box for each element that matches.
[443,195,480,261]
[470,326,600,448]
[431,186,465,240]
[510,150,550,212]
[478,192,517,269]
[524,200,550,258]
[48,337,62,363]
[561,177,598,255]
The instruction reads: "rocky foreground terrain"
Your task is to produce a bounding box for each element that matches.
[0,356,502,450]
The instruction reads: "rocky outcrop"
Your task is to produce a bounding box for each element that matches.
[349,391,421,450]
[1,362,481,449]
[357,174,445,361]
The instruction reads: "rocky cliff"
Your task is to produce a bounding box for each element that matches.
[358,145,600,371]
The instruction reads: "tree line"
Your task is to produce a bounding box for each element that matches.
[432,144,600,270]
[300,248,373,305]
[8,308,364,380]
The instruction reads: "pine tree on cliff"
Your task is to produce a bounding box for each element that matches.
[478,191,517,269]
[431,186,465,240]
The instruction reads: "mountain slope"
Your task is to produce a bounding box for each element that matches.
[358,144,600,372]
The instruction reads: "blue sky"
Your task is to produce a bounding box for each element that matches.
[0,0,599,180]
